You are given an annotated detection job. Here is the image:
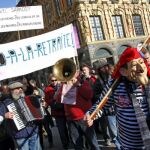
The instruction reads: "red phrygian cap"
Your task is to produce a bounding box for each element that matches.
[112,47,150,79]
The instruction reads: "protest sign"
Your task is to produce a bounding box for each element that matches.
[0,24,78,81]
[0,5,44,32]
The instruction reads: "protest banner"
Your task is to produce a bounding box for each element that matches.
[0,24,78,81]
[0,5,44,32]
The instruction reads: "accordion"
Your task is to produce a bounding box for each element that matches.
[7,95,45,130]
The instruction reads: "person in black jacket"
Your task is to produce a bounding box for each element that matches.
[93,59,119,148]
[0,83,15,150]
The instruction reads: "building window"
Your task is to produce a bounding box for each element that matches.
[94,48,114,64]
[132,15,144,36]
[45,4,51,24]
[118,45,130,56]
[131,0,139,4]
[55,0,61,16]
[89,0,96,2]
[67,0,73,6]
[90,16,105,41]
[112,15,125,38]
[94,48,112,58]
[111,0,119,4]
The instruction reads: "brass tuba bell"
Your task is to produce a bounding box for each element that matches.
[53,58,76,82]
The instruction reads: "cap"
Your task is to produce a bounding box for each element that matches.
[8,81,23,90]
[93,59,108,70]
[98,59,108,68]
[112,47,143,79]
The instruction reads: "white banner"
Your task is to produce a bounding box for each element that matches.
[0,24,78,81]
[0,6,44,32]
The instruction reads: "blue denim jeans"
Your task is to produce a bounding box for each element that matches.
[107,115,121,150]
[99,115,110,141]
[16,133,41,150]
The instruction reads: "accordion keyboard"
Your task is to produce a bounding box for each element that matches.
[7,103,26,130]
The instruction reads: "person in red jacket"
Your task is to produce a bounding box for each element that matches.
[55,71,100,150]
[81,64,97,94]
[81,63,102,136]
[44,74,70,149]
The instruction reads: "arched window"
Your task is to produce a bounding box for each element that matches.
[94,48,112,58]
[118,45,130,56]
[94,48,114,64]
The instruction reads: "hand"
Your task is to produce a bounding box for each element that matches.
[4,112,14,120]
[83,113,93,127]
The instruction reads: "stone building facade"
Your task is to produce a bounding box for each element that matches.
[37,0,150,66]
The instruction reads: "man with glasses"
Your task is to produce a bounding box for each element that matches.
[44,74,70,149]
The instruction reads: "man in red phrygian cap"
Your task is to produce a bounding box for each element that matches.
[84,47,150,150]
[112,47,150,85]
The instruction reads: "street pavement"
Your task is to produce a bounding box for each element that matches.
[43,126,116,150]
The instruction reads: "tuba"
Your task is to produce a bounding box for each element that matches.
[53,58,76,82]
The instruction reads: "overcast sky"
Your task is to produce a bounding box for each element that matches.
[0,0,19,8]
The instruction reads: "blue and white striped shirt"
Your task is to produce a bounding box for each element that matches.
[88,78,149,149]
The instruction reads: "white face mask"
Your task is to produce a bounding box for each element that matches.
[127,58,148,85]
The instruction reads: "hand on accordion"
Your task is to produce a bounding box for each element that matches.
[5,112,14,120]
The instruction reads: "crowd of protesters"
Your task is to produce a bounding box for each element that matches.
[0,59,117,150]
[0,47,150,150]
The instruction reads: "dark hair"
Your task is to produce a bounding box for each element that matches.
[81,63,91,70]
